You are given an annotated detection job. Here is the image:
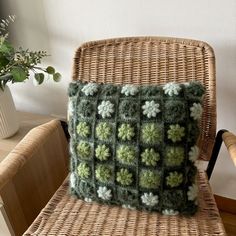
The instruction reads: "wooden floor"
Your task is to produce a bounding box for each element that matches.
[214,194,236,235]
[220,211,236,236]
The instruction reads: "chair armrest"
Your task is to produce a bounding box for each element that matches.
[207,129,236,179]
[222,131,236,166]
[0,120,69,236]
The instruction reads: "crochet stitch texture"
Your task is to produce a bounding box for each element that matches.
[68,81,205,215]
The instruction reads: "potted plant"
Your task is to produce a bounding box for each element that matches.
[0,15,61,138]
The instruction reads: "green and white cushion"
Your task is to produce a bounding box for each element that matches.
[68,81,205,215]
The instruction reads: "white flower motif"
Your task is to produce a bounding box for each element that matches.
[70,172,76,189]
[97,186,112,200]
[187,184,198,203]
[69,141,74,154]
[190,103,203,120]
[163,82,181,96]
[122,204,136,210]
[121,84,138,96]
[67,97,74,119]
[81,83,98,96]
[189,145,200,162]
[194,160,201,169]
[84,197,93,203]
[141,192,159,207]
[162,209,179,216]
[98,101,114,118]
[142,101,161,118]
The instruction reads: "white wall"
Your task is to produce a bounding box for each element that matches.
[2,0,236,198]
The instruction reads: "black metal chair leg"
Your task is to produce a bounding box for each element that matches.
[206,129,228,180]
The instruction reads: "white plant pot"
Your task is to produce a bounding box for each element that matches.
[0,85,19,138]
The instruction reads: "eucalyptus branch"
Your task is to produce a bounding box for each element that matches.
[0,15,15,36]
[32,66,47,72]
[0,15,61,90]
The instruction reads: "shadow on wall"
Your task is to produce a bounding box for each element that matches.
[1,0,51,51]
[215,43,236,130]
[10,80,68,116]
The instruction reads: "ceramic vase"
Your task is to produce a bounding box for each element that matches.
[0,85,19,138]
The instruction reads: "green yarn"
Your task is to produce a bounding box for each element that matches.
[162,190,184,209]
[141,86,162,97]
[140,170,161,189]
[69,81,204,215]
[78,181,94,198]
[164,100,186,123]
[141,123,162,144]
[187,122,200,143]
[166,171,183,188]
[119,100,138,119]
[116,169,133,186]
[76,122,90,138]
[78,100,94,117]
[68,82,79,97]
[118,123,135,141]
[77,163,90,179]
[77,142,92,159]
[165,147,185,167]
[186,81,205,97]
[101,84,117,96]
[187,165,197,183]
[141,148,160,166]
[95,164,112,183]
[182,202,198,216]
[116,145,136,165]
[117,188,138,203]
[96,122,112,141]
[95,144,110,161]
[167,124,185,143]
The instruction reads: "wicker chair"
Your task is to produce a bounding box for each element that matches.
[1,37,235,235]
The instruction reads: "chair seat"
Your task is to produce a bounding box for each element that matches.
[24,171,226,236]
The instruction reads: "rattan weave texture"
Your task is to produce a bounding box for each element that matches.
[24,37,221,235]
[72,37,216,160]
[24,171,226,236]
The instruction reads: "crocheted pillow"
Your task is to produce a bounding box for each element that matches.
[68,81,205,215]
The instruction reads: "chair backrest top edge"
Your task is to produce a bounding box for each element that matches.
[77,36,215,58]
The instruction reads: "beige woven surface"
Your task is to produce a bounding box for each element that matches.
[24,171,225,236]
[0,120,68,235]
[223,131,236,166]
[72,37,216,160]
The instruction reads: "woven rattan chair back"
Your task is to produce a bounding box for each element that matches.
[72,36,216,160]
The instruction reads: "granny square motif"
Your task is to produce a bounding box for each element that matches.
[68,81,205,215]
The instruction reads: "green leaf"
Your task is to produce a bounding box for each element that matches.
[0,55,9,68]
[10,66,27,82]
[46,66,55,74]
[0,41,13,54]
[53,72,61,82]
[34,73,44,85]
